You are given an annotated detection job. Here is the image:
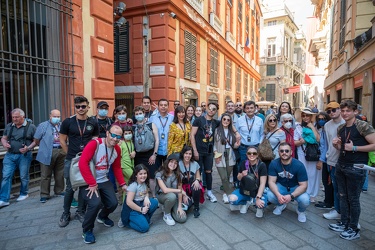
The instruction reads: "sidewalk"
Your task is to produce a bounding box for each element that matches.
[0,170,374,249]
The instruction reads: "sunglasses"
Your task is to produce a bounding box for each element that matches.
[280,149,290,153]
[174,103,180,106]
[247,152,258,156]
[268,119,277,123]
[209,107,217,112]
[201,105,206,107]
[75,105,87,109]
[284,119,293,123]
[301,114,312,118]
[326,108,338,114]
[236,104,242,107]
[109,133,122,140]
[222,118,231,122]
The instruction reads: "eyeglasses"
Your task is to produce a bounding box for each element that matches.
[247,152,258,156]
[75,105,87,109]
[326,108,338,114]
[268,119,277,123]
[201,105,206,107]
[236,104,242,107]
[222,118,231,122]
[284,119,293,123]
[109,133,122,140]
[279,149,290,153]
[301,114,312,118]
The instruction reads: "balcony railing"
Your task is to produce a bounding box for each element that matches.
[209,12,223,34]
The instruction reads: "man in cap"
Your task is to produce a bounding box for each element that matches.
[95,101,112,139]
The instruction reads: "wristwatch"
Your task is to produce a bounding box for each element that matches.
[256,196,261,199]
[290,194,295,201]
[154,152,158,156]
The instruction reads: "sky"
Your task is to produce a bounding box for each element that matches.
[284,0,315,29]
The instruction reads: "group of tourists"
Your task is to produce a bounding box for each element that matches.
[0,95,374,244]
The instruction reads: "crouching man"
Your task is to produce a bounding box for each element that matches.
[79,125,127,244]
[267,142,310,222]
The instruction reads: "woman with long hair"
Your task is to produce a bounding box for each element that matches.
[213,113,240,203]
[276,102,295,128]
[167,106,191,155]
[262,114,286,165]
[155,153,187,225]
[186,105,196,123]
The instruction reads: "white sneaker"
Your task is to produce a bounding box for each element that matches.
[118,218,124,228]
[222,194,229,204]
[0,201,10,207]
[323,209,341,220]
[229,204,240,211]
[16,194,28,201]
[240,202,251,214]
[296,208,306,222]
[163,213,176,226]
[207,192,217,203]
[273,204,287,215]
[256,208,264,218]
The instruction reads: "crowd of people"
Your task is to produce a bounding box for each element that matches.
[0,96,374,244]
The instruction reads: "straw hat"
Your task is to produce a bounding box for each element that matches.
[295,107,318,122]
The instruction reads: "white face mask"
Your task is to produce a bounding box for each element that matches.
[284,122,292,129]
[124,134,132,140]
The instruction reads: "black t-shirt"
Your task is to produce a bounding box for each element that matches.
[192,116,220,153]
[95,116,113,138]
[60,115,99,160]
[239,160,267,188]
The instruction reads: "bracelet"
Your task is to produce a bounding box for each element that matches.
[352,146,357,153]
[140,206,143,212]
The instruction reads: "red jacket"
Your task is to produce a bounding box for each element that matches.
[79,138,126,187]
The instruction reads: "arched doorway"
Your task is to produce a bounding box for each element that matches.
[183,88,198,107]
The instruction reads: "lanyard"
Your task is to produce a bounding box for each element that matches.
[281,163,291,190]
[124,141,133,155]
[245,116,255,135]
[76,118,87,143]
[178,123,185,131]
[159,116,168,132]
[96,117,110,134]
[104,142,115,170]
[246,160,259,179]
[183,162,191,182]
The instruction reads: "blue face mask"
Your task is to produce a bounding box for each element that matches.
[118,114,127,121]
[51,117,60,124]
[318,120,326,127]
[135,114,145,122]
[98,109,108,117]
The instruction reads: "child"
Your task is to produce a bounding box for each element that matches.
[155,153,187,226]
[120,125,135,185]
[120,164,158,233]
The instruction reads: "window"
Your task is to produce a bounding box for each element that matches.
[246,15,249,33]
[226,3,233,33]
[184,30,197,80]
[114,22,130,73]
[268,20,277,26]
[354,88,362,104]
[266,65,276,76]
[236,66,241,93]
[339,0,346,49]
[212,0,219,15]
[267,38,276,57]
[210,49,218,87]
[238,1,242,22]
[225,60,232,90]
[329,4,335,61]
[266,84,276,101]
[251,27,254,44]
[327,94,330,104]
[337,89,342,104]
[243,73,248,96]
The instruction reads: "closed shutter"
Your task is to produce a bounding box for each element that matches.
[114,23,130,73]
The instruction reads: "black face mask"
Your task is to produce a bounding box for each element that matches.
[301,121,308,127]
[235,109,242,114]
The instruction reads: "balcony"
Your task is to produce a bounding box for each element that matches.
[353,27,372,53]
[226,32,236,49]
[237,44,244,57]
[209,12,223,34]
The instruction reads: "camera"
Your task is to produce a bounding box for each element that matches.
[170,12,177,19]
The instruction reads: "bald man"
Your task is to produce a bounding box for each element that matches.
[34,109,66,203]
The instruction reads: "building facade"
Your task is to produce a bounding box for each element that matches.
[114,0,261,111]
[259,1,306,109]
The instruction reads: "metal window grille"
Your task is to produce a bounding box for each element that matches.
[0,0,74,134]
[114,22,129,73]
[266,84,276,101]
[184,30,197,81]
[243,73,248,96]
[266,65,276,76]
[339,0,346,49]
[225,59,231,91]
[210,48,218,87]
[236,66,241,93]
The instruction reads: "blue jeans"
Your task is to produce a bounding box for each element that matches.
[362,170,369,191]
[329,165,340,213]
[267,183,310,212]
[230,187,268,208]
[0,152,32,202]
[121,198,158,233]
[335,164,365,230]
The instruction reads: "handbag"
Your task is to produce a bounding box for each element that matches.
[302,143,320,161]
[258,129,280,161]
[70,139,99,190]
[239,160,259,196]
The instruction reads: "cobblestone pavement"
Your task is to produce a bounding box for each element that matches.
[0,170,374,250]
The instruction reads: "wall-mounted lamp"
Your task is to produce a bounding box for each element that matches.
[169,12,177,19]
[114,2,126,16]
[116,17,127,28]
[160,13,165,18]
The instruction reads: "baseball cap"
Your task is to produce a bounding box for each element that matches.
[97,101,109,108]
[167,153,180,161]
[325,102,340,111]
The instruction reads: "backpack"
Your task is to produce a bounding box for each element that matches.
[240,160,259,196]
[302,143,320,161]
[133,123,155,152]
[258,129,280,161]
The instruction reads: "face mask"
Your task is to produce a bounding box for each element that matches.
[124,134,132,140]
[51,117,60,124]
[118,114,126,121]
[98,109,108,117]
[135,114,145,121]
[284,122,292,129]
[318,120,326,127]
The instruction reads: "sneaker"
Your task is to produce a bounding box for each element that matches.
[310,197,316,203]
[362,189,367,193]
[315,202,333,210]
[340,228,360,240]
[40,197,48,203]
[194,208,200,218]
[323,209,341,220]
[55,192,65,197]
[0,201,10,208]
[256,208,264,218]
[16,194,28,201]
[163,213,176,226]
[328,222,346,232]
[96,216,114,227]
[58,212,71,227]
[71,199,78,208]
[82,230,96,244]
[75,212,85,223]
[118,218,125,228]
[239,202,251,214]
[296,209,307,223]
[273,204,287,215]
[222,194,229,204]
[207,192,217,203]
[229,204,240,211]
